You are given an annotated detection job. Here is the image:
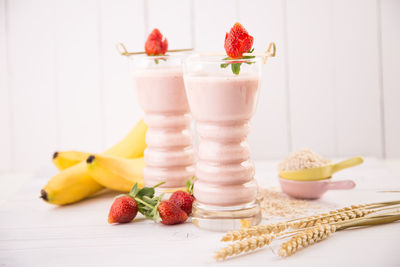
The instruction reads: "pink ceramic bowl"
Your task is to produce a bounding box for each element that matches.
[279,178,356,199]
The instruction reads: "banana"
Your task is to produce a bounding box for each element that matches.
[41,119,147,205]
[102,119,147,158]
[52,151,90,170]
[51,119,147,170]
[41,162,104,205]
[86,154,145,192]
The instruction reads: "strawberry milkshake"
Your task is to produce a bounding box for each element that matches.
[183,23,267,231]
[133,65,195,190]
[130,29,195,193]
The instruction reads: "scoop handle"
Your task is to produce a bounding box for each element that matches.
[327,180,356,190]
[331,156,363,175]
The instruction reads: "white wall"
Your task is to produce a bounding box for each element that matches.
[0,0,399,172]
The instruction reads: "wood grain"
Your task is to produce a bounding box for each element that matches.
[99,0,145,150]
[240,0,290,159]
[193,0,237,51]
[286,0,336,156]
[381,0,400,157]
[332,0,383,157]
[6,0,58,171]
[55,0,104,153]
[0,0,11,171]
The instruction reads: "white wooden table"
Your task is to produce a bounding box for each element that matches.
[1,158,400,267]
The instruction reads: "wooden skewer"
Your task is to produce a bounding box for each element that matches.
[116,42,193,56]
[199,42,276,64]
[117,42,276,64]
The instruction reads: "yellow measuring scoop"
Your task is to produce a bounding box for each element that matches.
[279,156,364,181]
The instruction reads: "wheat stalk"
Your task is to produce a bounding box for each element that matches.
[214,233,276,261]
[220,222,288,242]
[290,208,372,229]
[221,201,400,242]
[278,224,336,257]
[279,212,400,257]
[221,205,369,242]
[215,200,400,261]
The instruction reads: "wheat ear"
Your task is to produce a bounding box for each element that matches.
[214,233,276,261]
[221,205,368,242]
[278,224,336,257]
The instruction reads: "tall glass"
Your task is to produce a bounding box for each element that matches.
[130,54,195,194]
[183,55,262,231]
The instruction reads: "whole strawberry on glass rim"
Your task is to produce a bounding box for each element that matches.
[144,28,168,64]
[145,28,168,56]
[221,22,255,75]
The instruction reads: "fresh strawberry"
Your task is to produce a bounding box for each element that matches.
[158,201,188,225]
[224,22,254,59]
[169,191,194,215]
[145,28,168,56]
[108,196,138,224]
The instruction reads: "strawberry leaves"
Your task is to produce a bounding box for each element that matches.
[186,176,196,196]
[220,48,255,75]
[112,181,189,225]
[129,182,164,222]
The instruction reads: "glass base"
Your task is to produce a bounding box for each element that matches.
[191,201,262,231]
[154,187,186,200]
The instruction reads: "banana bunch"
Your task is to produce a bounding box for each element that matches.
[41,119,148,205]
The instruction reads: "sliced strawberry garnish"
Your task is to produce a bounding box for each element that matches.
[145,28,168,56]
[224,23,254,59]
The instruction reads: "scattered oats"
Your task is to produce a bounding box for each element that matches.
[278,148,330,172]
[257,187,322,219]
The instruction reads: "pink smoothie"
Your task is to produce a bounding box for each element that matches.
[185,74,260,206]
[133,67,195,188]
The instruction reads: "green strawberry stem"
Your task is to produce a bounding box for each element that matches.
[127,182,166,222]
[152,181,165,188]
[186,176,196,195]
[220,48,255,75]
[134,197,154,209]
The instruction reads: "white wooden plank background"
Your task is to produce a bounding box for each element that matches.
[286,0,336,157]
[381,0,400,158]
[55,0,104,153]
[0,0,11,171]
[241,0,289,159]
[6,0,58,171]
[332,0,383,157]
[100,0,145,150]
[0,0,399,172]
